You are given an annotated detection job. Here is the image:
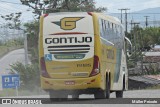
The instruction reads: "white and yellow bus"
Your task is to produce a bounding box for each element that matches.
[39,12,129,100]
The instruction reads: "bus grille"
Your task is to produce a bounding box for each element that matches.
[47,45,90,54]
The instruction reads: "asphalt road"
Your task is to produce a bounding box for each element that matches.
[0,49,26,90]
[0,49,26,75]
[0,49,160,107]
[5,89,160,104]
[2,90,160,106]
[10,89,160,98]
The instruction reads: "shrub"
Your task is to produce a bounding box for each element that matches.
[10,62,40,91]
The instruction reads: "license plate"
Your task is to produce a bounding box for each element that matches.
[65,81,75,85]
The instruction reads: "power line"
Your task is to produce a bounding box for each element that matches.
[110,13,160,14]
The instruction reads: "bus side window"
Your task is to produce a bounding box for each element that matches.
[101,19,105,38]
[107,22,112,41]
[104,20,108,39]
[117,25,121,49]
[105,21,109,40]
[108,22,110,29]
[114,24,117,47]
[101,19,104,29]
[116,25,118,36]
[99,19,103,37]
[104,20,107,30]
[111,23,113,30]
[120,26,124,49]
[114,24,117,38]
[107,22,110,34]
[114,24,118,48]
[111,23,114,43]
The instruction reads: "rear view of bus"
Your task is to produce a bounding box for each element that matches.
[39,12,101,99]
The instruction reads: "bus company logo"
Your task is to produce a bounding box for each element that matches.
[52,17,84,30]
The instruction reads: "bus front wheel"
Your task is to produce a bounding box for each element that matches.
[105,75,110,99]
[115,77,125,98]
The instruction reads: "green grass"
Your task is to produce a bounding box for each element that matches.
[0,89,16,97]
[0,46,9,58]
[0,88,46,97]
[145,85,160,90]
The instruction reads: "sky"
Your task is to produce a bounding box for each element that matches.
[0,0,160,23]
[95,0,160,13]
[0,0,34,23]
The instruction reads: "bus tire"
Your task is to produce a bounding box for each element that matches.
[72,94,79,100]
[94,74,110,99]
[116,77,125,98]
[105,74,110,99]
[116,91,123,98]
[94,90,106,99]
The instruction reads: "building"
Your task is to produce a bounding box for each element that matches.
[143,52,160,62]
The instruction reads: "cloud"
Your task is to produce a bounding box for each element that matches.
[143,0,160,9]
[0,3,27,15]
[0,3,16,14]
[0,0,33,22]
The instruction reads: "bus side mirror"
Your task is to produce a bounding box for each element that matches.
[125,37,132,56]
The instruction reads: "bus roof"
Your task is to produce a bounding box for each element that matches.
[44,12,122,26]
[93,13,122,25]
[45,12,89,16]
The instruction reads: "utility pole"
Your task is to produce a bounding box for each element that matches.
[118,8,130,33]
[23,31,29,65]
[130,19,133,42]
[139,29,144,74]
[144,16,150,28]
[130,22,140,65]
[124,8,130,33]
[118,9,124,23]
